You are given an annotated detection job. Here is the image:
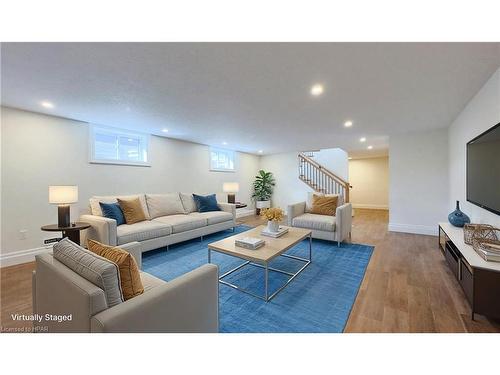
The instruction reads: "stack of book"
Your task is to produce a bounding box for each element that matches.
[261,226,289,238]
[235,237,265,250]
[475,241,500,262]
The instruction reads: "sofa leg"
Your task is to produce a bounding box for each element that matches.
[200,235,204,242]
[232,226,235,232]
[337,240,341,247]
[166,245,169,251]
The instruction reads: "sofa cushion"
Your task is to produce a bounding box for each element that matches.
[90,194,151,219]
[180,193,197,213]
[292,213,336,232]
[87,239,144,301]
[116,221,172,245]
[140,271,166,292]
[53,238,124,307]
[310,194,338,216]
[193,194,221,213]
[99,202,125,225]
[306,192,343,213]
[153,214,207,234]
[189,211,233,225]
[118,197,148,224]
[146,193,185,219]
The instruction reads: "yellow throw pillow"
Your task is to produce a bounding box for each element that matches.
[117,197,147,224]
[87,239,144,301]
[310,194,338,216]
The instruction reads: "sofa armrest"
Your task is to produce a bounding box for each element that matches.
[119,242,143,270]
[90,264,219,333]
[80,214,117,246]
[335,203,353,242]
[218,202,236,221]
[287,202,306,226]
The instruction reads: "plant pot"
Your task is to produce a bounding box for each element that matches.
[267,220,280,233]
[256,200,271,209]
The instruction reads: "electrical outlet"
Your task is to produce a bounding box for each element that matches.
[19,229,28,240]
[44,237,62,245]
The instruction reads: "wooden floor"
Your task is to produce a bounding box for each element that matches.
[2,209,499,333]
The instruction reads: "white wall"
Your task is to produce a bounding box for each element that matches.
[1,107,260,257]
[448,68,500,227]
[259,148,348,209]
[349,157,389,210]
[389,128,449,235]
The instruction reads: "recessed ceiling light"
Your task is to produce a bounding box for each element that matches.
[348,157,352,160]
[222,141,228,145]
[344,121,353,128]
[41,101,54,109]
[161,128,169,133]
[310,84,324,96]
[258,150,263,154]
[367,145,373,150]
[359,137,366,142]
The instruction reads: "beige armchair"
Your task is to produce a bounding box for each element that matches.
[287,195,352,246]
[32,241,219,333]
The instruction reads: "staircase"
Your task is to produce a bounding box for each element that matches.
[298,152,351,202]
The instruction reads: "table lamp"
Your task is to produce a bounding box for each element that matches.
[49,185,78,227]
[222,182,239,204]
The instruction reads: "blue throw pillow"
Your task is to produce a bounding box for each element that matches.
[192,194,221,213]
[99,202,126,225]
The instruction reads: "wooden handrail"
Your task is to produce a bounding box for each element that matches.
[298,153,349,186]
[298,152,351,202]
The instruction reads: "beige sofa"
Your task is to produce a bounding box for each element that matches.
[287,193,352,246]
[80,192,236,252]
[32,241,219,333]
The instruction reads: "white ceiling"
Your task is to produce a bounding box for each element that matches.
[1,43,499,155]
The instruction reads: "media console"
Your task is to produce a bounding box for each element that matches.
[438,222,500,320]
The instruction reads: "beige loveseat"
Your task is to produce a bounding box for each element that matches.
[80,193,236,253]
[287,193,352,246]
[32,241,219,333]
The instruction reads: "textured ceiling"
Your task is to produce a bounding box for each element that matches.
[1,42,499,155]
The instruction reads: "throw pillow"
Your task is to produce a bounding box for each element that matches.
[53,238,124,307]
[117,197,147,224]
[87,239,144,301]
[192,194,221,213]
[310,194,339,216]
[99,202,125,225]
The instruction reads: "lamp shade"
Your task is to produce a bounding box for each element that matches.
[223,182,240,193]
[49,185,78,204]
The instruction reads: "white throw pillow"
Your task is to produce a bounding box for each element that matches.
[89,194,151,220]
[146,193,185,219]
[180,193,197,213]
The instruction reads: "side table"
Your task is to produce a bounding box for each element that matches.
[41,222,91,246]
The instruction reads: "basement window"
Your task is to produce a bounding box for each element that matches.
[210,147,235,172]
[89,125,150,166]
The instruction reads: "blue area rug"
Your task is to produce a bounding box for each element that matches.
[142,225,373,333]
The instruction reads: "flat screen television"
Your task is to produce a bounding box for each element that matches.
[466,122,500,216]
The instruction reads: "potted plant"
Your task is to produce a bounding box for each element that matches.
[260,207,284,232]
[252,169,275,214]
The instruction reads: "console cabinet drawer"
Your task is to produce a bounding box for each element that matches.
[459,260,473,305]
[444,243,459,278]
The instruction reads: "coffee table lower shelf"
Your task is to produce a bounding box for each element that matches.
[208,238,312,302]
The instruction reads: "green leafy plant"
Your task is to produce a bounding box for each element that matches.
[252,170,275,201]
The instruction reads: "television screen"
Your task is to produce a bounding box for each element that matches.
[466,123,500,216]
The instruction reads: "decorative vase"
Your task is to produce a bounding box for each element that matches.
[267,220,279,232]
[448,200,470,227]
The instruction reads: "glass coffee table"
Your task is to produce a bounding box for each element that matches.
[208,225,312,302]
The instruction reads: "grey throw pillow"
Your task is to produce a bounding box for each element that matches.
[53,238,124,307]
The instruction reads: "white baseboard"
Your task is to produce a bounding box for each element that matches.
[388,222,438,236]
[352,204,389,210]
[0,245,53,268]
[236,208,255,218]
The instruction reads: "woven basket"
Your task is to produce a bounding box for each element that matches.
[464,223,499,245]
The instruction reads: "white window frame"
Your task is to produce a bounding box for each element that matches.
[209,147,235,172]
[89,124,151,167]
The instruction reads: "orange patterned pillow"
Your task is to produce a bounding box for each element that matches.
[87,239,144,300]
[310,194,338,216]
